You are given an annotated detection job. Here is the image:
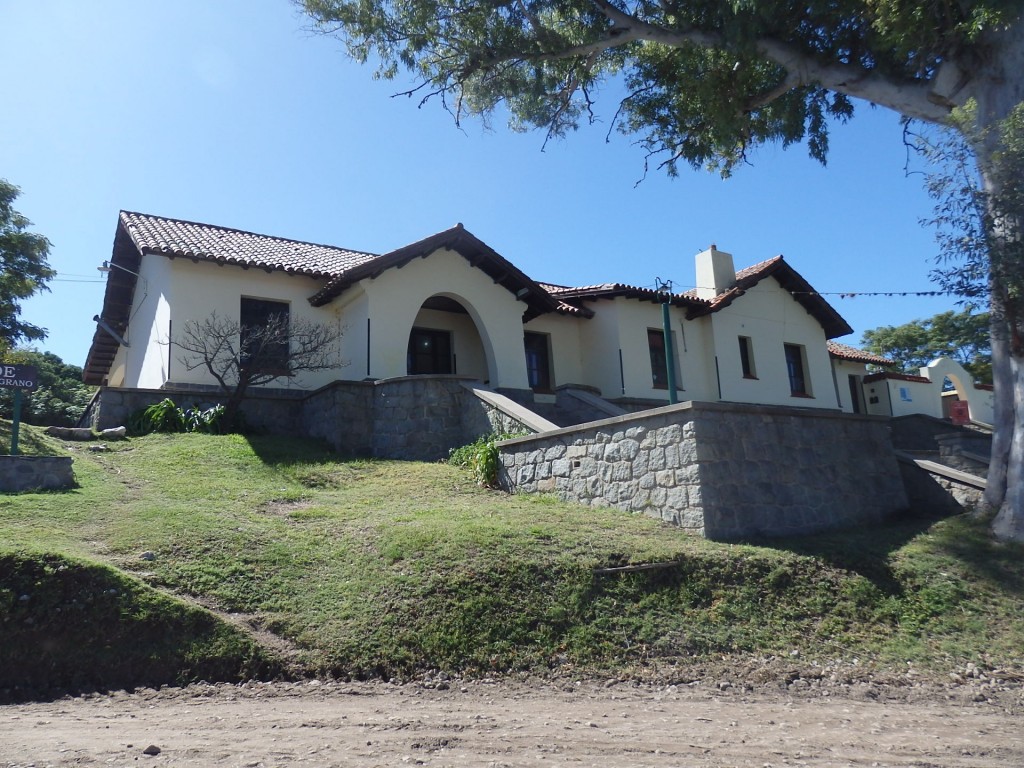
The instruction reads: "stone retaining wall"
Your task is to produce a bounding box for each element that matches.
[0,456,75,492]
[86,385,305,435]
[935,432,991,475]
[498,401,907,540]
[85,377,537,461]
[898,459,985,513]
[302,381,376,456]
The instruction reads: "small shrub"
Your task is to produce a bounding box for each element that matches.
[128,399,227,436]
[448,431,525,487]
[129,398,186,435]
[181,403,226,434]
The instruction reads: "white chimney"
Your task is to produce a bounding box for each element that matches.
[695,244,736,300]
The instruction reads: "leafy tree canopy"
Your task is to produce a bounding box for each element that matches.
[299,0,1014,175]
[0,349,96,427]
[861,310,992,383]
[0,179,56,353]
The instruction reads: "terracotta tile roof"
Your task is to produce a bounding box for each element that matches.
[538,281,708,309]
[826,341,896,366]
[119,211,377,278]
[864,371,931,384]
[308,224,561,320]
[684,255,853,339]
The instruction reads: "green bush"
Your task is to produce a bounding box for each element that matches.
[181,403,227,434]
[128,399,227,436]
[448,432,524,487]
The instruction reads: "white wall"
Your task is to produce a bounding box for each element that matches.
[121,255,344,391]
[922,357,994,424]
[613,299,683,401]
[709,279,836,409]
[862,358,995,423]
[333,287,370,380]
[358,248,532,388]
[523,313,585,388]
[124,255,173,389]
[113,246,863,415]
[830,357,870,414]
[576,298,627,398]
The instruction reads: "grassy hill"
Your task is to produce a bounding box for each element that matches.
[1,424,1022,697]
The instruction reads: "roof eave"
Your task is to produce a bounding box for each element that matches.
[685,258,853,339]
[308,225,562,319]
[82,218,145,385]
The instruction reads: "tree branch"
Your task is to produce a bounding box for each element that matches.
[498,0,958,125]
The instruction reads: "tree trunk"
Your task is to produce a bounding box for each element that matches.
[990,347,1024,540]
[971,23,1024,542]
[984,299,1012,511]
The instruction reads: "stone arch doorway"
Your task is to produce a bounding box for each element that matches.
[406,294,492,383]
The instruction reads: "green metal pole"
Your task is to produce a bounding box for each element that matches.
[661,299,678,405]
[11,388,22,455]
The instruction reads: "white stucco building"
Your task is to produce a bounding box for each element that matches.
[84,211,888,419]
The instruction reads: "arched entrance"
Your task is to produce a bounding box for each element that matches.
[924,357,979,422]
[406,294,490,382]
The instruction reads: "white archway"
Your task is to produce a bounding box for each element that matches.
[406,292,494,382]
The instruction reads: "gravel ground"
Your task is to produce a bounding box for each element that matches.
[2,662,1022,767]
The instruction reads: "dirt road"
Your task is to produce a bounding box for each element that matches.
[2,677,1022,767]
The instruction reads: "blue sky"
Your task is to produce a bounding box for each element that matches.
[2,0,961,367]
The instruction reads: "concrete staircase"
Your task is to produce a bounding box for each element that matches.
[890,414,989,512]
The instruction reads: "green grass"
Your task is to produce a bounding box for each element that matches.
[0,420,68,457]
[2,425,1022,693]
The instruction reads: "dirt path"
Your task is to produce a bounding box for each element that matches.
[2,678,1022,767]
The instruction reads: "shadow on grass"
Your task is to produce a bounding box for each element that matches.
[741,507,954,597]
[748,506,1024,598]
[242,434,341,467]
[927,512,1024,595]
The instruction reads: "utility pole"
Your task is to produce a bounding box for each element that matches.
[656,278,678,405]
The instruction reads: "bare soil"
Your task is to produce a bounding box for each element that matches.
[2,671,1022,767]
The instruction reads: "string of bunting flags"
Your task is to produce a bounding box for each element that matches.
[788,289,952,299]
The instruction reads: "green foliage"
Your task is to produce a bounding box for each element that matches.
[913,101,1024,340]
[448,432,523,487]
[181,403,227,434]
[133,398,185,435]
[0,349,95,427]
[0,420,68,457]
[861,309,992,382]
[0,551,276,697]
[0,180,56,353]
[298,1,1010,176]
[128,398,227,436]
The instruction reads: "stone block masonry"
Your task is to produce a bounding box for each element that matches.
[498,401,908,540]
[0,456,75,492]
[86,376,539,462]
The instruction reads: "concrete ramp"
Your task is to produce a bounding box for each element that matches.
[896,450,985,514]
[461,383,560,433]
[555,387,627,424]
